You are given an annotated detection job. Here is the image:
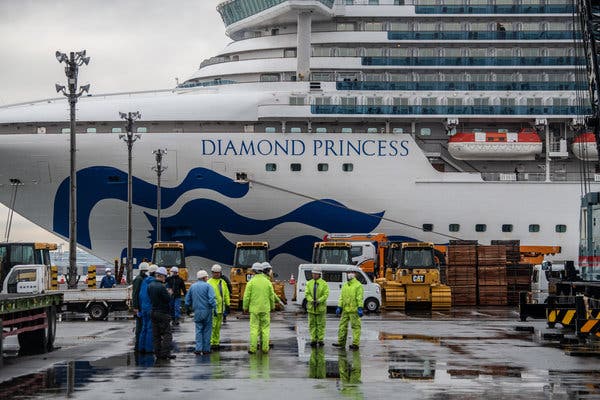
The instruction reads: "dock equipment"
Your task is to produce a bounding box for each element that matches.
[152,242,187,281]
[0,242,57,289]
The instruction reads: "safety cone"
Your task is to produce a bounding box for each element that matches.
[289,274,296,285]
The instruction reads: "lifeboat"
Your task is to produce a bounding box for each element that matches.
[572,132,598,161]
[448,128,543,160]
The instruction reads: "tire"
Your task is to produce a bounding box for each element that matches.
[46,306,57,351]
[364,297,380,313]
[88,303,109,320]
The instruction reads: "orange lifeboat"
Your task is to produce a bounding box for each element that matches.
[448,128,543,160]
[572,132,598,161]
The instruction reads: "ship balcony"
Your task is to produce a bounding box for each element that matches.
[414,4,574,15]
[218,0,334,33]
[335,81,586,91]
[387,30,580,41]
[362,56,584,67]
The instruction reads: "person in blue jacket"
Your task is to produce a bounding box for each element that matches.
[100,268,116,288]
[185,270,216,355]
[138,264,157,353]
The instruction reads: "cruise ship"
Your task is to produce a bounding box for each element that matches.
[0,0,595,276]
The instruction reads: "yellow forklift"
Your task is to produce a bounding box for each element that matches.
[229,241,286,310]
[377,242,451,311]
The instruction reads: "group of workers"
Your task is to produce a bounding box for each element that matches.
[131,260,365,359]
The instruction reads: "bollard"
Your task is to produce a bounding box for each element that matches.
[87,265,97,289]
[50,265,59,290]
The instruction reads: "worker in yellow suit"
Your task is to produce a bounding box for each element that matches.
[305,267,329,347]
[243,262,275,354]
[333,269,364,350]
[208,264,230,349]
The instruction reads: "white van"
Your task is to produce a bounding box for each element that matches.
[295,264,382,313]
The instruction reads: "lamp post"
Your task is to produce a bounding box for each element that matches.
[152,149,167,242]
[55,50,90,289]
[119,112,141,284]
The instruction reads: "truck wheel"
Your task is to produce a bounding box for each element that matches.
[45,306,57,351]
[88,303,109,320]
[364,297,380,313]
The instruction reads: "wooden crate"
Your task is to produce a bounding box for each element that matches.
[506,264,532,285]
[451,285,477,306]
[491,240,521,264]
[478,266,507,286]
[447,245,478,266]
[478,285,508,306]
[477,245,507,266]
[447,265,477,286]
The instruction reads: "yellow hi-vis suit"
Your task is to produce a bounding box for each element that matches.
[305,277,329,342]
[337,278,363,346]
[243,273,275,353]
[208,277,230,346]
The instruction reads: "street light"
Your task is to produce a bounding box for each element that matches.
[119,112,141,284]
[152,149,167,242]
[56,50,90,289]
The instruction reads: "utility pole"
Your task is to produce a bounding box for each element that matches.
[152,149,167,242]
[55,50,90,289]
[119,112,141,284]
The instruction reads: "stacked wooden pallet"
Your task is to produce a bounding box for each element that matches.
[477,245,507,306]
[491,240,521,264]
[447,243,478,306]
[506,264,533,305]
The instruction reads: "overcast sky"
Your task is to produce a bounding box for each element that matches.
[0,0,229,244]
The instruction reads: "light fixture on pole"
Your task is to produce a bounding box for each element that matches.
[119,111,141,285]
[152,149,167,242]
[55,50,90,289]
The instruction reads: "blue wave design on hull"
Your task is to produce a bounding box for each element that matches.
[53,166,385,264]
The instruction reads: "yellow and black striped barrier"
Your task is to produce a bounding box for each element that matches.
[50,265,58,290]
[579,318,600,338]
[87,265,97,289]
[547,308,577,328]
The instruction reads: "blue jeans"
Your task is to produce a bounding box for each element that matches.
[138,310,153,352]
[194,314,213,352]
[171,297,182,320]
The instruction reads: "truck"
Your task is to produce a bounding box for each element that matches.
[323,233,389,279]
[151,242,188,281]
[377,242,451,311]
[0,242,56,288]
[2,264,130,320]
[229,241,286,310]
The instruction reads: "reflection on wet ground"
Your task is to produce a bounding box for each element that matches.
[1,308,600,399]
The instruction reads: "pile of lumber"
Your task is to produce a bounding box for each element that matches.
[506,264,532,305]
[447,243,478,306]
[477,245,507,306]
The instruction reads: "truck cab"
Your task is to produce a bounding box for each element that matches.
[312,242,352,265]
[152,242,187,281]
[0,242,56,288]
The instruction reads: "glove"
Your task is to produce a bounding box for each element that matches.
[336,307,342,316]
[358,308,363,318]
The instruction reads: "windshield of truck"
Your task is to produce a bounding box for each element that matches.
[153,249,183,268]
[317,248,351,264]
[402,248,435,268]
[235,248,267,268]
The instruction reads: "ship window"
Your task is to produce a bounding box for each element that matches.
[265,163,277,172]
[342,163,354,172]
[341,127,353,133]
[261,74,280,82]
[284,48,296,58]
[341,97,357,106]
[337,23,356,31]
[364,21,383,31]
[449,224,460,232]
[86,127,97,134]
[61,128,70,134]
[265,127,277,133]
[422,224,433,232]
[314,97,331,105]
[317,163,329,172]
[367,128,378,133]
[394,0,405,5]
[393,97,409,106]
[420,128,431,136]
[475,224,487,232]
[393,128,404,134]
[311,72,333,81]
[290,163,302,172]
[112,127,122,133]
[316,127,327,133]
[502,224,513,232]
[336,47,358,57]
[137,127,148,133]
[290,96,305,105]
[555,224,567,233]
[368,0,379,5]
[290,127,302,133]
[529,224,540,232]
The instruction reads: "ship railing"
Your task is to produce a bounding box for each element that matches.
[481,172,590,182]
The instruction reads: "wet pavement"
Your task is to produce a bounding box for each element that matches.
[1,307,600,399]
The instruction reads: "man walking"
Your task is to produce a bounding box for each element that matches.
[208,264,230,349]
[305,267,329,347]
[138,264,157,353]
[148,267,176,359]
[132,261,149,352]
[243,262,275,354]
[333,269,364,350]
[185,270,216,355]
[166,266,187,325]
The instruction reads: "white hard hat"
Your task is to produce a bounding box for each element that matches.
[197,270,208,279]
[156,267,168,276]
[139,262,150,272]
[311,268,322,275]
[211,264,222,273]
[105,268,112,273]
[170,266,179,273]
[261,262,272,270]
[149,264,158,273]
[251,262,263,272]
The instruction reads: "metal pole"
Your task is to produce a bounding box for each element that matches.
[55,50,90,289]
[152,149,167,242]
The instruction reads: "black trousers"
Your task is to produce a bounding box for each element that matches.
[134,314,142,351]
[151,311,172,358]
